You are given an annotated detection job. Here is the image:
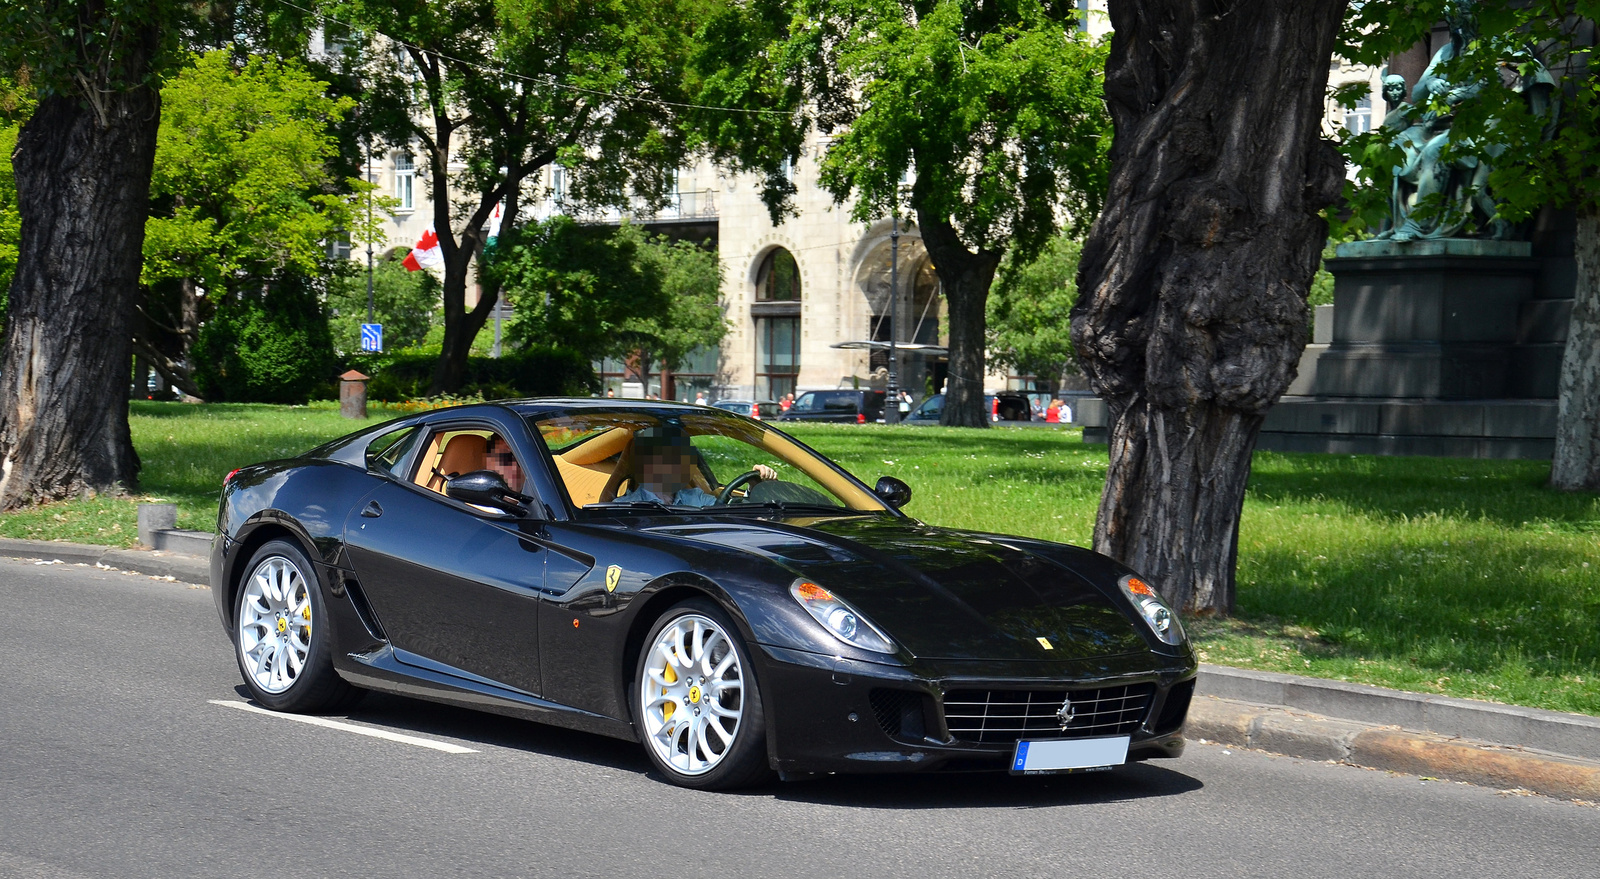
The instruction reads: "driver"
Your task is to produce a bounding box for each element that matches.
[484,435,523,491]
[617,427,775,507]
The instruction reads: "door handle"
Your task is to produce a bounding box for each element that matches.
[360,501,383,518]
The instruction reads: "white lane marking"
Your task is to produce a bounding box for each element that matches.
[209,700,478,754]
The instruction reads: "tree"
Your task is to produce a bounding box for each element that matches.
[139,49,371,397]
[988,233,1083,390]
[191,274,338,404]
[498,219,726,368]
[1338,0,1600,490]
[0,1,192,508]
[326,257,441,355]
[1069,1,1350,614]
[334,0,705,395]
[697,0,1110,427]
[620,229,729,373]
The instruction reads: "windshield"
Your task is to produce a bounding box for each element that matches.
[527,408,888,514]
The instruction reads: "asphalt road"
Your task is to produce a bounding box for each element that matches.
[3,558,1595,879]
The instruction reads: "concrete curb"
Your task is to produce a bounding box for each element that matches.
[0,537,209,585]
[1188,695,1600,802]
[1197,664,1600,762]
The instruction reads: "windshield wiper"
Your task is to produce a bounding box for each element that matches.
[707,501,869,515]
[584,501,700,513]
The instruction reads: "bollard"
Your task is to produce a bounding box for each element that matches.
[339,370,370,419]
[137,503,177,548]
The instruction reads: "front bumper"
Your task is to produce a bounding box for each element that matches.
[754,644,1195,776]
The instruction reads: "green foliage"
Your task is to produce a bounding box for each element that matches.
[328,0,710,390]
[350,349,596,401]
[697,1,1111,259]
[325,257,441,355]
[192,279,337,404]
[497,218,727,366]
[143,49,371,296]
[1337,1,1600,231]
[0,78,28,324]
[987,233,1082,381]
[0,1,194,98]
[617,228,728,371]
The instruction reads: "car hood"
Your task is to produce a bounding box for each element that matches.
[650,515,1150,661]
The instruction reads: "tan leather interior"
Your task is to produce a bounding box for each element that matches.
[425,433,488,493]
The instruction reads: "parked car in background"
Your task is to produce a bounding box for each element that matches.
[776,389,886,424]
[711,399,780,420]
[903,393,1034,424]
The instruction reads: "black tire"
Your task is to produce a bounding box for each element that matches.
[634,598,772,790]
[232,539,360,713]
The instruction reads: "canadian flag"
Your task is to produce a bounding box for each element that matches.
[402,224,443,272]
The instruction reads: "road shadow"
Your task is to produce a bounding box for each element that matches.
[232,686,656,777]
[237,685,1203,806]
[762,760,1203,809]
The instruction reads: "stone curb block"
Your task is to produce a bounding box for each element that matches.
[1198,664,1600,762]
[1190,695,1600,802]
[0,538,208,586]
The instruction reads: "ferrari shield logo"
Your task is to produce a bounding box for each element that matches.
[605,565,621,592]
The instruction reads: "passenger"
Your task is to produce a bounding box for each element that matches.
[617,427,775,507]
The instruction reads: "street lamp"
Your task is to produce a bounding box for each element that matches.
[886,214,900,424]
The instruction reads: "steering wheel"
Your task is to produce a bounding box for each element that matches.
[717,470,763,504]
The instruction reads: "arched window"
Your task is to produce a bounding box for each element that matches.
[756,248,801,301]
[753,248,801,400]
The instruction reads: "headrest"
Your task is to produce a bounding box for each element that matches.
[437,433,488,477]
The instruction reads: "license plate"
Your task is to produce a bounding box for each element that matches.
[1010,736,1130,774]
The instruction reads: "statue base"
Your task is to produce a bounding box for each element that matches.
[1334,238,1532,259]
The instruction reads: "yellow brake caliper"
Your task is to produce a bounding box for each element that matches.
[661,663,677,723]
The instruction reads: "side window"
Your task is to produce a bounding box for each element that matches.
[367,427,421,476]
[411,428,493,495]
[820,392,856,414]
[792,392,819,413]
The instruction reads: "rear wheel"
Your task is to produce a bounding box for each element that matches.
[636,599,771,790]
[233,539,359,712]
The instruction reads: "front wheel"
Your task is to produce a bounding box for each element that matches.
[233,539,359,712]
[635,599,771,790]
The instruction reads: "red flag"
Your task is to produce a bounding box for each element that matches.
[402,225,442,272]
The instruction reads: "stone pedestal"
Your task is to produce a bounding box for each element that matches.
[1257,238,1566,459]
[1311,240,1541,399]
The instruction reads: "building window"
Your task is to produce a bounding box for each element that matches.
[395,153,415,212]
[756,247,800,301]
[756,316,800,402]
[551,165,567,205]
[1344,94,1372,135]
[1077,0,1090,32]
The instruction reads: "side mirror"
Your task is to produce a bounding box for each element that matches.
[446,471,535,516]
[873,475,912,509]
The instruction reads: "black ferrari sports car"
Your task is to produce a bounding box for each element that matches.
[212,398,1196,789]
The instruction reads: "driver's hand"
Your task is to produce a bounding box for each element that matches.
[754,464,777,481]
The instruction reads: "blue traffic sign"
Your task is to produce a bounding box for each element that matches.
[360,323,383,353]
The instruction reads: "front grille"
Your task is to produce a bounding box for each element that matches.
[942,684,1156,744]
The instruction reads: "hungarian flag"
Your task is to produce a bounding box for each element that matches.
[402,224,443,272]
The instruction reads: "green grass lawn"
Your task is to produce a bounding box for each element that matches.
[4,404,1596,717]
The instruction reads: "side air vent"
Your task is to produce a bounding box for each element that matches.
[868,688,928,741]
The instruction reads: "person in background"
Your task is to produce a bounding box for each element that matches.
[780,392,794,413]
[694,391,708,406]
[1045,400,1063,423]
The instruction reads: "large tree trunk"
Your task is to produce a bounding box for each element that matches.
[0,89,159,507]
[1551,207,1600,491]
[1070,0,1349,614]
[918,212,1000,428]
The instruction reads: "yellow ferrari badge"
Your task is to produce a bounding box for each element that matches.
[605,565,622,592]
[1036,637,1054,650]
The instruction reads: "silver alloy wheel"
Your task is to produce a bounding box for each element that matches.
[237,555,313,695]
[639,613,745,776]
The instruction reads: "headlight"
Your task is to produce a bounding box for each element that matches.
[1119,575,1185,645]
[789,579,897,654]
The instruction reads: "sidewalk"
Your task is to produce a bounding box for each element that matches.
[1,536,1595,802]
